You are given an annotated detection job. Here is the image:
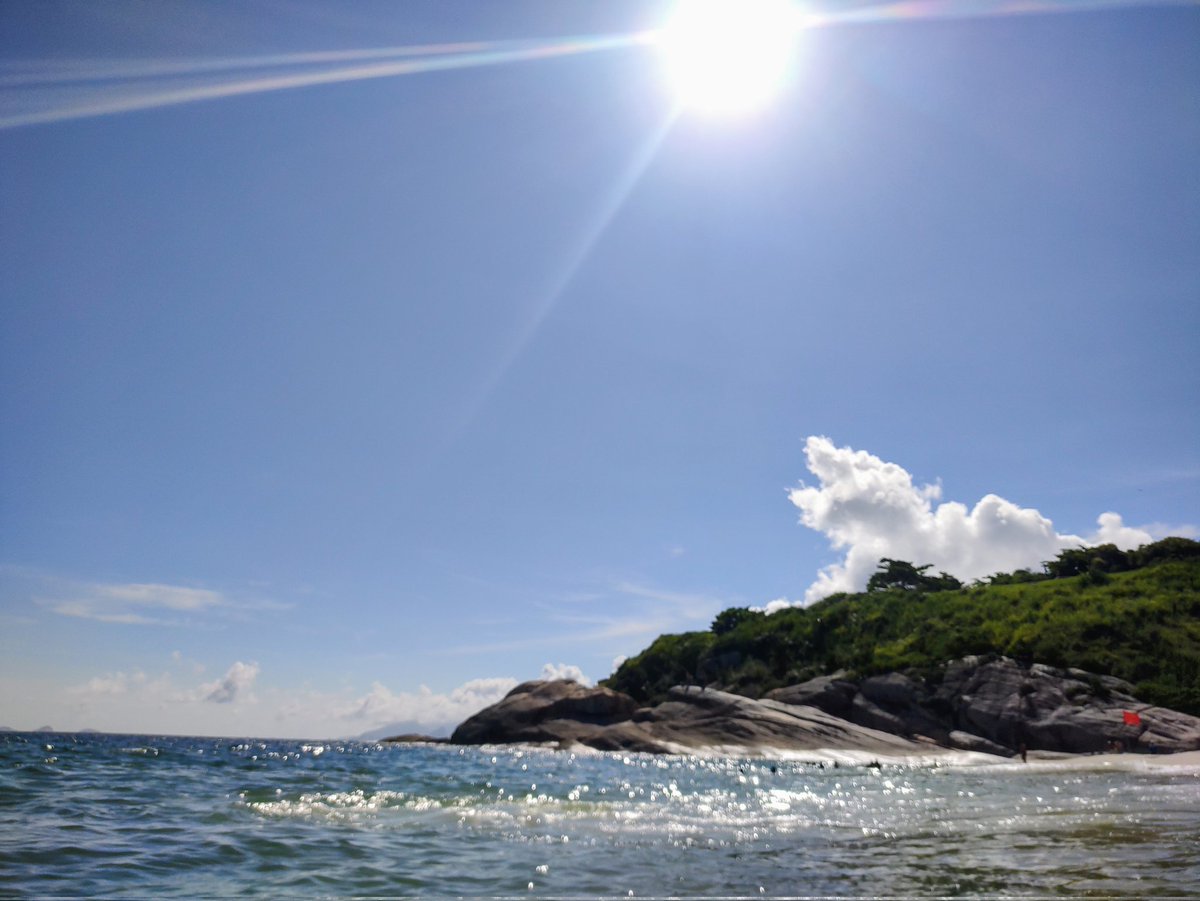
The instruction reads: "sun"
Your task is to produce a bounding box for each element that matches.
[658,0,802,116]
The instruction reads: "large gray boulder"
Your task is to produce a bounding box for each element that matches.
[853,673,951,743]
[768,672,950,743]
[450,680,640,746]
[765,673,857,716]
[939,657,1200,754]
[765,656,1200,755]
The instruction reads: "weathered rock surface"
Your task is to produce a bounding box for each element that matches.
[765,674,857,716]
[452,680,933,756]
[770,656,1200,754]
[448,659,1200,757]
[937,656,1200,754]
[631,687,929,754]
[450,680,641,747]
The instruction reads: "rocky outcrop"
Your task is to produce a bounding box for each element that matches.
[452,680,935,756]
[768,657,1200,755]
[448,659,1200,758]
[937,656,1200,754]
[630,686,929,754]
[380,733,448,744]
[765,673,857,716]
[450,680,641,746]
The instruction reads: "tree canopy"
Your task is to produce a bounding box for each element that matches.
[866,558,963,592]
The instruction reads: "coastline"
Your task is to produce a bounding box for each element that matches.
[1018,748,1200,773]
[432,735,1200,775]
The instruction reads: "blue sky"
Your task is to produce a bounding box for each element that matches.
[1,0,1197,737]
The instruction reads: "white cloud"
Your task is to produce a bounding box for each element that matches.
[172,650,206,675]
[46,665,591,739]
[51,602,157,625]
[1138,521,1200,540]
[342,666,589,737]
[29,574,290,628]
[539,662,592,685]
[100,583,224,611]
[341,676,518,734]
[754,597,796,615]
[1090,511,1154,549]
[788,436,1159,605]
[448,581,728,657]
[200,661,259,704]
[74,670,150,696]
[59,665,499,737]
[41,580,226,625]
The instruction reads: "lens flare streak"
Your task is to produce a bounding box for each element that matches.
[0,32,653,130]
[806,0,1197,29]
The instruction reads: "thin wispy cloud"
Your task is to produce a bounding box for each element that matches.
[43,582,224,625]
[445,576,730,656]
[51,603,160,626]
[71,669,159,697]
[444,622,656,657]
[1141,522,1200,540]
[100,583,224,611]
[27,572,285,627]
[613,580,728,619]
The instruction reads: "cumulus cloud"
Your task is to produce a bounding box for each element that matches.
[201,661,259,704]
[342,676,518,734]
[789,436,1157,605]
[343,665,591,737]
[756,597,797,615]
[539,662,593,685]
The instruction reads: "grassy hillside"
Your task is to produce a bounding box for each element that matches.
[604,539,1200,715]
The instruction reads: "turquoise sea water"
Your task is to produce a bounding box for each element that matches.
[2,732,1198,898]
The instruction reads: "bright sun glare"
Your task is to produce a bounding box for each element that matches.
[659,0,801,115]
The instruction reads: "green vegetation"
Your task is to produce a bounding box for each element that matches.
[604,538,1200,715]
[867,558,963,593]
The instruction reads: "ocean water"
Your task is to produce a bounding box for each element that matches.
[2,733,1198,898]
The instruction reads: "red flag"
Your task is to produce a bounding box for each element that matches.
[1123,710,1142,726]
